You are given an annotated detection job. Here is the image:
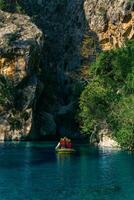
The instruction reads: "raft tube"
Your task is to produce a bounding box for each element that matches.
[55,148,76,153]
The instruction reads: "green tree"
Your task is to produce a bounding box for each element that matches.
[78,40,134,149]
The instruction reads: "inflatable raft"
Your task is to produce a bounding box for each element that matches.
[55,148,76,154]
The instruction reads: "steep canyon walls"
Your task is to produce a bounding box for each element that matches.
[0,0,134,140]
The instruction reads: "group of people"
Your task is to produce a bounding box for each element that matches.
[56,137,72,149]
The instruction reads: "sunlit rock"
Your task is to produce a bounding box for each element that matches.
[0,10,43,140]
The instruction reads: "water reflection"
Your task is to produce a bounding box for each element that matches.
[56,153,72,165]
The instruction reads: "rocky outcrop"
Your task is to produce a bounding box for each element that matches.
[84,0,134,50]
[90,121,120,148]
[0,10,43,140]
[98,132,120,148]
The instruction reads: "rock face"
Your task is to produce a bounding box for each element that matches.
[0,10,43,140]
[90,121,120,148]
[19,0,88,137]
[84,0,134,50]
[98,134,120,148]
[39,112,56,137]
[98,131,120,148]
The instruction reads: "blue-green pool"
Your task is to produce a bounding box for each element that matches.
[0,142,134,200]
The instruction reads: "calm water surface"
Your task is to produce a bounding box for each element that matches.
[0,142,134,200]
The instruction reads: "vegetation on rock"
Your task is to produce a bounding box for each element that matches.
[0,75,13,106]
[78,40,134,150]
[0,0,23,12]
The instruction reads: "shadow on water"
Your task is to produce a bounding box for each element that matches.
[0,141,118,169]
[0,142,57,169]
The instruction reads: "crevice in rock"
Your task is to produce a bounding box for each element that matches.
[122,13,132,23]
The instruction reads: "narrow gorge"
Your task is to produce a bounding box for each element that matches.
[0,0,134,142]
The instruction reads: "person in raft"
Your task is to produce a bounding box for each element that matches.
[65,138,72,149]
[55,137,72,149]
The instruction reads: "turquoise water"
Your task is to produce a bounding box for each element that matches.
[0,142,134,200]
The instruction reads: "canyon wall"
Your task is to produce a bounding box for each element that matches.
[0,10,43,140]
[0,0,134,140]
[84,0,134,50]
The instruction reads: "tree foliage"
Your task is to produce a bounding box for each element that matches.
[0,0,23,13]
[79,40,134,149]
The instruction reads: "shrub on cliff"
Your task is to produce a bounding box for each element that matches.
[0,75,14,106]
[78,40,134,149]
[0,0,6,9]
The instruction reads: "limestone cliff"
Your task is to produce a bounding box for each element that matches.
[84,0,134,50]
[0,10,43,140]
